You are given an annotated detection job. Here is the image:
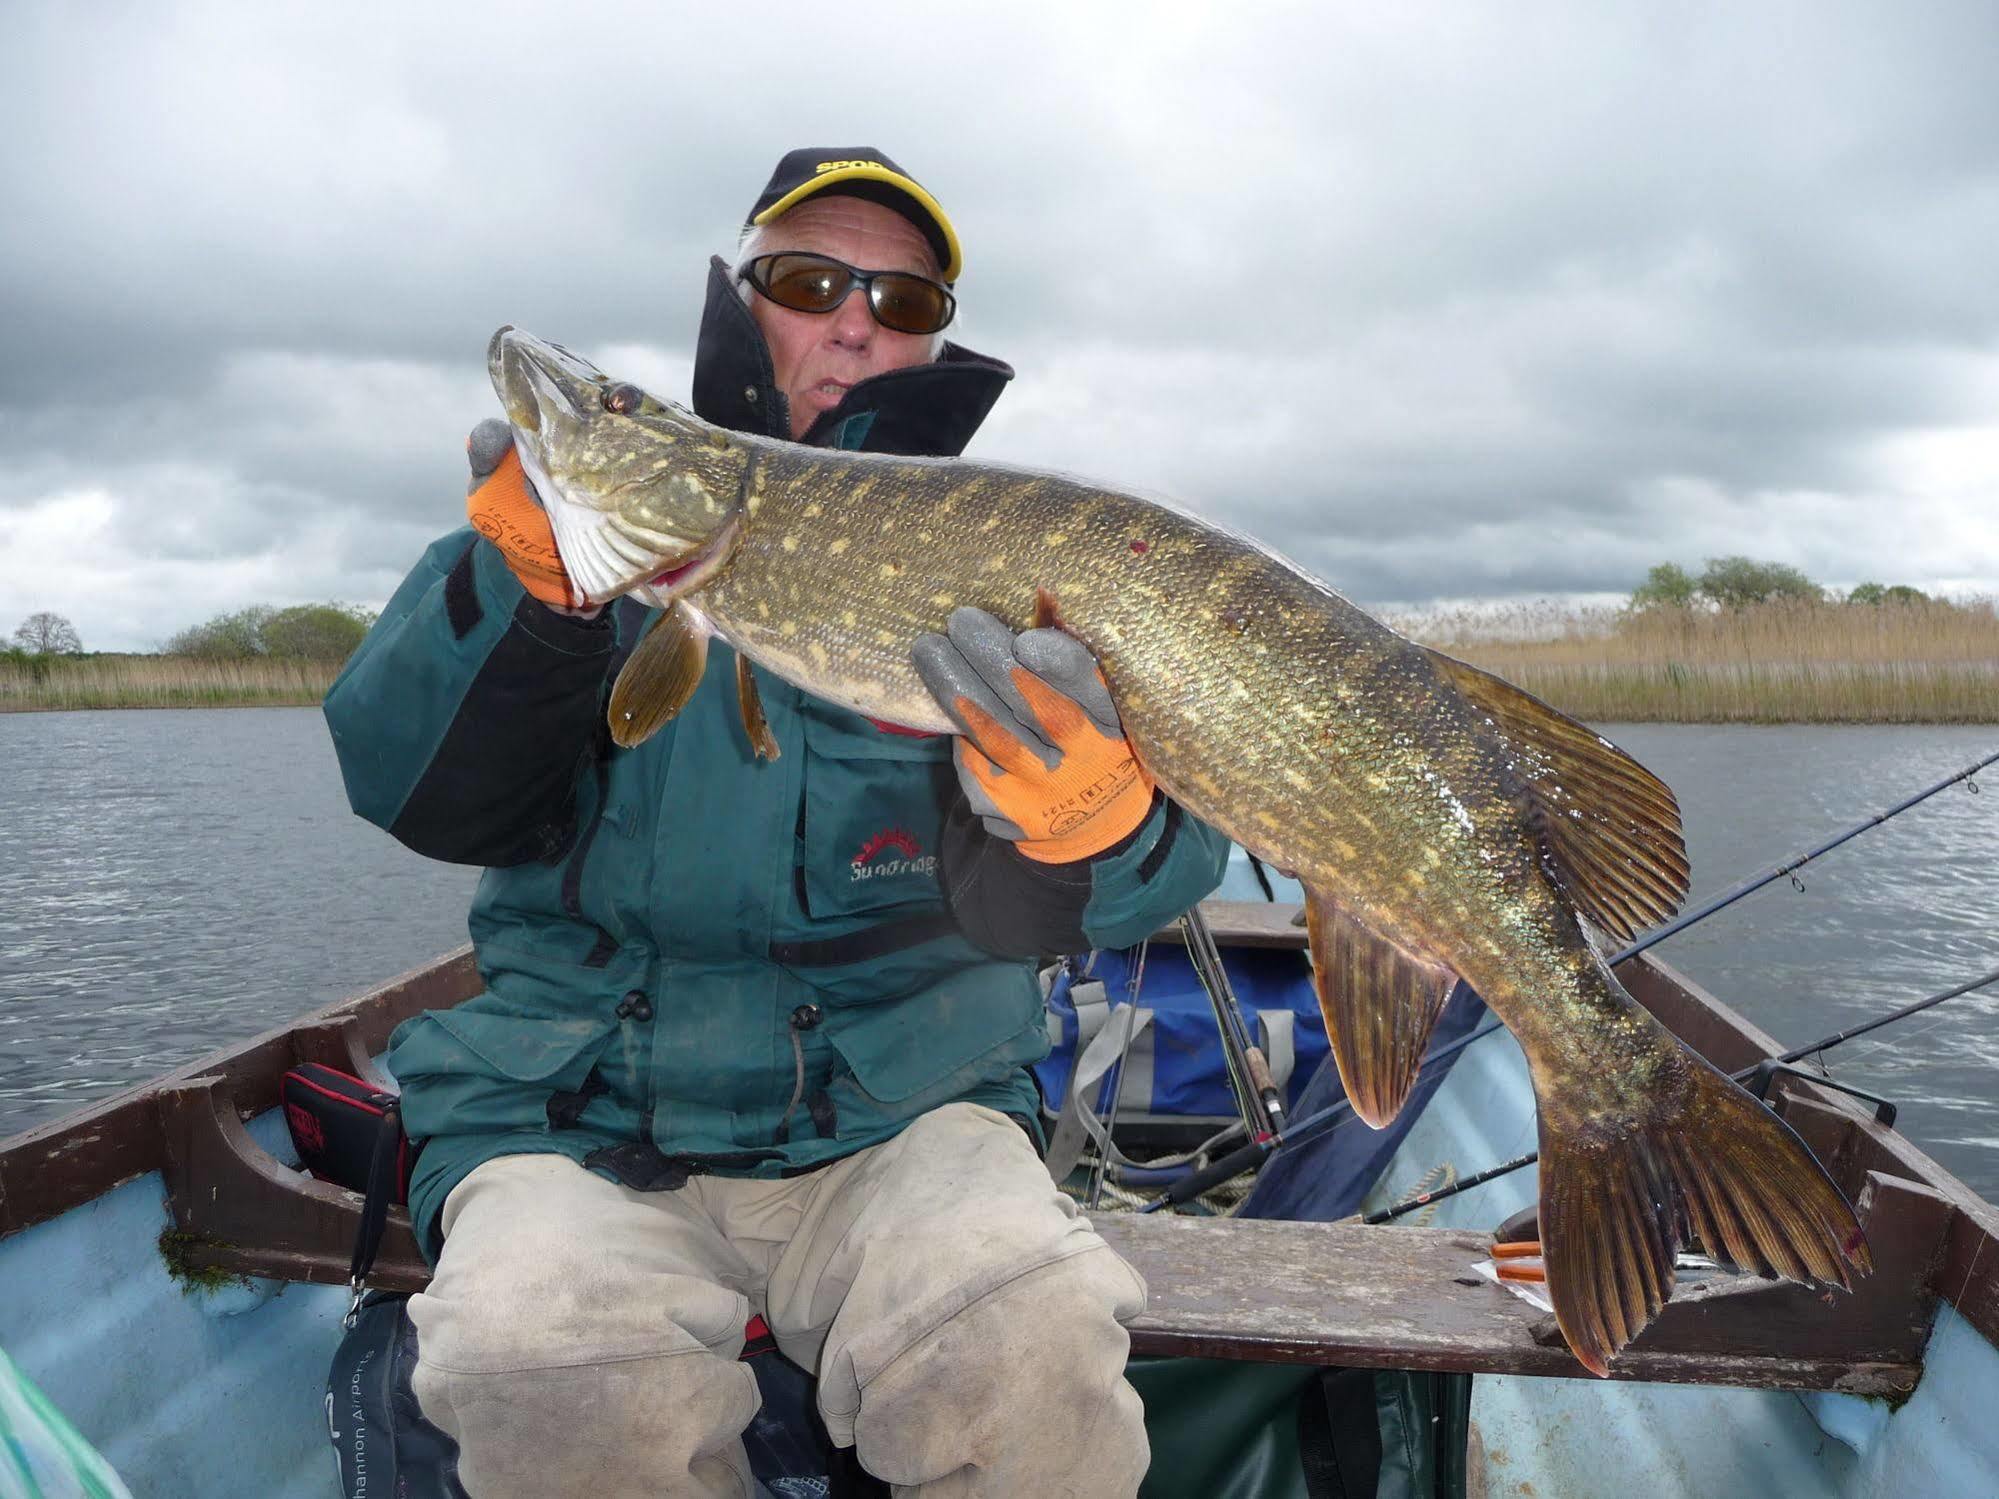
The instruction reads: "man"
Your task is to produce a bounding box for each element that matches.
[325,148,1229,1497]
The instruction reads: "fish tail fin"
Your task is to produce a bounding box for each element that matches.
[1538,1052,1870,1377]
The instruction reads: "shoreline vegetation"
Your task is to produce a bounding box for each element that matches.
[3,596,1994,722]
[1407,597,1999,724]
[2,603,364,713]
[0,655,341,712]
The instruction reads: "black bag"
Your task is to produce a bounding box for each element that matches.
[282,1062,412,1201]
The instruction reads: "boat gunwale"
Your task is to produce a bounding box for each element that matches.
[3,901,1995,1351]
[0,945,478,1239]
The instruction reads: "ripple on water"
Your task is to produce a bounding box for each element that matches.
[1603,723,1999,1200]
[0,708,477,1139]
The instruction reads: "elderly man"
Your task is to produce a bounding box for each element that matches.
[325,148,1228,1496]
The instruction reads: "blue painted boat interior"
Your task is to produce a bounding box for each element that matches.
[2,1108,345,1498]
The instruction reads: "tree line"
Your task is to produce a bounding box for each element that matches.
[1630,557,1945,611]
[7,603,377,662]
[162,603,377,661]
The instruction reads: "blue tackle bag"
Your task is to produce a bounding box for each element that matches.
[1034,944,1327,1133]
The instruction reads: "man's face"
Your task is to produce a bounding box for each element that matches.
[746,196,943,440]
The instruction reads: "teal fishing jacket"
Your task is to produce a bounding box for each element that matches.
[325,263,1231,1257]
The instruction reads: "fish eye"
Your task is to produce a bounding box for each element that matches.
[603,383,646,415]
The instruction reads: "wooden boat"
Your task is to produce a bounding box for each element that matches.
[2,900,1996,1496]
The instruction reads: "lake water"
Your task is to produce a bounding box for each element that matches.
[2,710,1996,1201]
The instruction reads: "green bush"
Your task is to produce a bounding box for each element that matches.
[261,604,374,660]
[1630,563,1697,610]
[1696,556,1823,609]
[1627,557,1828,611]
[1848,582,1931,606]
[164,603,376,661]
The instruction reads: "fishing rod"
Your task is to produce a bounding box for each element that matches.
[1612,743,1999,964]
[1085,914,1277,1205]
[1087,940,1149,1210]
[1138,742,1999,1213]
[1136,1008,1502,1212]
[1363,961,1999,1225]
[1182,905,1287,1141]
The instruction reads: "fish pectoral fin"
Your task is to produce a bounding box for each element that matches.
[1421,647,1690,944]
[1301,886,1458,1129]
[1536,1049,1868,1377]
[736,653,780,761]
[607,601,710,748]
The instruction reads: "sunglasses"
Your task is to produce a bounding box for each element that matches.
[740,252,957,337]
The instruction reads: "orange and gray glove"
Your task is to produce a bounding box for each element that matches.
[913,607,1155,864]
[464,418,582,609]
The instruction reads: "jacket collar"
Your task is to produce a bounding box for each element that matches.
[689,256,1014,458]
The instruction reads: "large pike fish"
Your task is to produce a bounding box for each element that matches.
[488,326,1867,1375]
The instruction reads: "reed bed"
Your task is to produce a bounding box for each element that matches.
[1402,599,1999,723]
[0,655,342,711]
[4,598,1995,721]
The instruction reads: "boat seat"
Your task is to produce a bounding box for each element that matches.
[154,1068,1942,1395]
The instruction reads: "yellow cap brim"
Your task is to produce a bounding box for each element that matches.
[752,165,962,283]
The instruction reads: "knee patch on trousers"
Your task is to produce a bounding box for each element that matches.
[413,1353,762,1499]
[825,1244,1147,1473]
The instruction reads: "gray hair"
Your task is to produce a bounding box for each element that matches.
[731,219,955,360]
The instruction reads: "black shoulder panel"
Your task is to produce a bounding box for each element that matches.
[444,538,482,640]
[387,596,614,866]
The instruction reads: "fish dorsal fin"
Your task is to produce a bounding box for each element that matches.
[1422,648,1690,944]
[736,653,780,761]
[607,601,710,748]
[1302,885,1459,1129]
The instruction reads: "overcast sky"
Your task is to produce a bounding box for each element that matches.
[5,1,1997,651]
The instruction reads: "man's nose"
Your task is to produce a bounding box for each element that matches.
[828,286,875,349]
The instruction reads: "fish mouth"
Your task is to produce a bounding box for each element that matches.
[488,326,608,435]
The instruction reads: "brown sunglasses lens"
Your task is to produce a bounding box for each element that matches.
[868,275,951,335]
[756,255,952,334]
[761,255,850,313]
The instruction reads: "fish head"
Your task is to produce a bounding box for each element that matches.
[487,326,749,601]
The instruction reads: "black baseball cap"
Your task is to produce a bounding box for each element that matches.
[746,148,962,283]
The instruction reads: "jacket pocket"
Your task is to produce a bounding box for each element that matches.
[387,1006,622,1141]
[818,972,1046,1137]
[796,700,954,923]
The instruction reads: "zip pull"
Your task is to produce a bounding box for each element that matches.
[775,1005,821,1144]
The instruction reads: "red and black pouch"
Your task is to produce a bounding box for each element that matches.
[281,1062,412,1205]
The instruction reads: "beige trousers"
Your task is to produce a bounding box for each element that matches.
[408,1102,1150,1498]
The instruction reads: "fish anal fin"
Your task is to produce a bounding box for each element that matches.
[1422,647,1691,944]
[1537,1051,1869,1377]
[607,601,709,749]
[1302,885,1458,1129]
[737,653,780,761]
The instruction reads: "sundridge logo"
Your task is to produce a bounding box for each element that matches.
[851,826,937,884]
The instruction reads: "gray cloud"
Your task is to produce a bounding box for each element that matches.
[5,1,1998,649]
